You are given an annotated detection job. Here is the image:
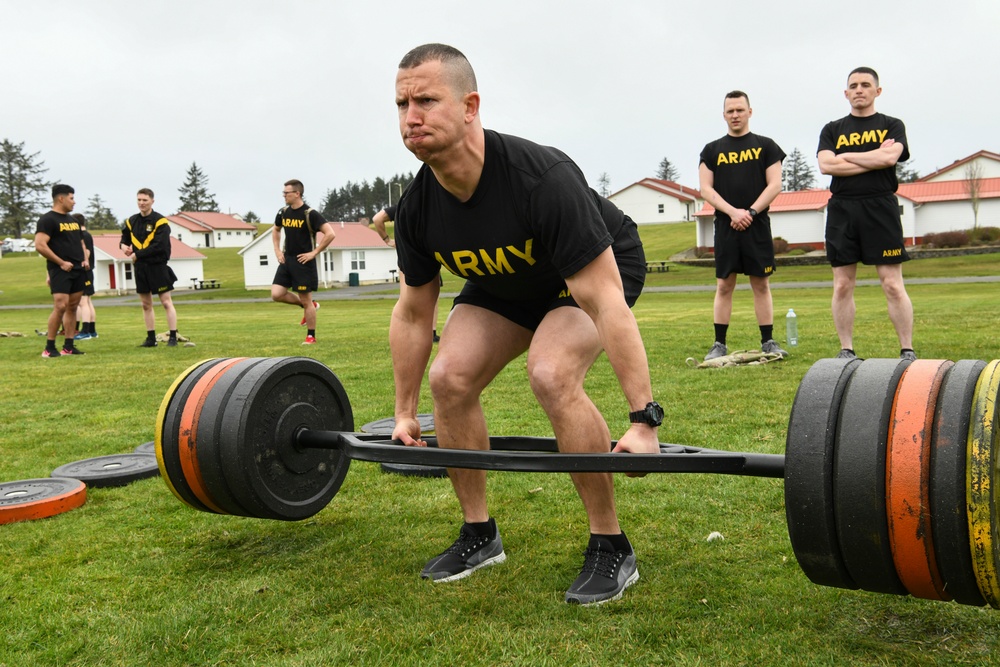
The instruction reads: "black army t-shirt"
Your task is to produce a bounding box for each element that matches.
[37,211,84,270]
[394,130,640,302]
[699,132,785,222]
[818,113,909,198]
[275,205,327,256]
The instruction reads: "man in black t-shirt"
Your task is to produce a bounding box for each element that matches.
[817,67,915,361]
[699,90,786,361]
[121,188,179,347]
[391,44,662,606]
[34,184,88,357]
[271,179,335,345]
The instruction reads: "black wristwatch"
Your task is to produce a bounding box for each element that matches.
[748,208,758,218]
[629,401,664,427]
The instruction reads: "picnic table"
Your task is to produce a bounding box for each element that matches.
[645,261,671,273]
[191,278,221,290]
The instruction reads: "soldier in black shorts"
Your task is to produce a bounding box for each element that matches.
[34,184,88,357]
[818,67,915,361]
[121,188,179,347]
[271,179,335,345]
[72,215,98,340]
[391,44,662,606]
[699,90,787,361]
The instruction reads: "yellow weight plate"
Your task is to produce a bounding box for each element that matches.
[967,359,1000,608]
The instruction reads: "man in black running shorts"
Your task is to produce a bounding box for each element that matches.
[271,179,335,345]
[121,188,179,347]
[34,184,88,357]
[390,44,662,606]
[699,90,786,361]
[818,66,915,361]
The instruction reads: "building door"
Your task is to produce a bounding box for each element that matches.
[205,233,210,247]
[109,264,116,289]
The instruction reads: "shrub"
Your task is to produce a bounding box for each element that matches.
[773,237,789,254]
[969,226,1000,245]
[695,246,715,259]
[923,231,969,248]
[786,248,807,256]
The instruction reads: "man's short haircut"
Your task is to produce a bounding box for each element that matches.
[285,179,304,195]
[848,67,879,86]
[725,90,750,106]
[137,187,155,198]
[52,184,74,198]
[399,43,478,94]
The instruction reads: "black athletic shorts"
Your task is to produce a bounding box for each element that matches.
[826,194,909,267]
[48,267,86,295]
[82,269,95,296]
[713,216,776,279]
[135,262,177,294]
[273,260,318,293]
[452,252,645,332]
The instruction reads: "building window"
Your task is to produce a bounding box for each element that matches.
[227,231,232,236]
[259,255,268,267]
[323,253,333,272]
[177,234,182,240]
[658,204,664,214]
[351,251,366,270]
[899,205,905,215]
[125,264,133,281]
[217,233,222,240]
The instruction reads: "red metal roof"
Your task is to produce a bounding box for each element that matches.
[897,177,1000,203]
[612,178,701,202]
[173,212,257,231]
[917,150,1000,182]
[314,222,386,248]
[92,233,206,259]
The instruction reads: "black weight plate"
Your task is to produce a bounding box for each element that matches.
[135,441,155,455]
[379,462,449,478]
[194,358,272,516]
[0,478,87,524]
[52,454,159,488]
[218,357,354,521]
[785,357,862,589]
[361,414,436,435]
[834,358,911,595]
[930,359,988,606]
[157,359,228,513]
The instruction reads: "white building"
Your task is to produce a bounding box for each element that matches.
[91,234,206,294]
[608,178,702,224]
[167,212,258,249]
[239,222,397,289]
[918,150,1000,183]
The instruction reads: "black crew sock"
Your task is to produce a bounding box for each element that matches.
[901,348,914,355]
[464,518,496,538]
[63,339,74,351]
[169,329,178,340]
[307,329,316,338]
[760,324,773,344]
[714,323,729,346]
[46,340,59,352]
[89,322,97,335]
[146,330,156,341]
[593,531,632,554]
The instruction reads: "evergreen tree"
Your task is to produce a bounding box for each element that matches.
[177,162,219,212]
[597,172,611,197]
[243,211,260,224]
[895,159,920,183]
[0,139,50,237]
[656,157,680,182]
[84,194,119,229]
[781,148,817,191]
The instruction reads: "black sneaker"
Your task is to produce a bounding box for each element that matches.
[139,339,157,348]
[421,520,506,583]
[565,535,639,605]
[167,338,178,347]
[60,347,85,356]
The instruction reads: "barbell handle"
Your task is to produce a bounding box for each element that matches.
[295,430,785,478]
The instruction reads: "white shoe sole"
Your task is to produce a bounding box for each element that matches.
[428,551,507,583]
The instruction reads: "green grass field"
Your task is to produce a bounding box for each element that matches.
[1,228,1000,666]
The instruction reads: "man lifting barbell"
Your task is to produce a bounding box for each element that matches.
[388,43,662,605]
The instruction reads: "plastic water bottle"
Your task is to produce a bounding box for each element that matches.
[786,308,798,347]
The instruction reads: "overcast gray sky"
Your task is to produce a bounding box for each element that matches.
[3,0,998,224]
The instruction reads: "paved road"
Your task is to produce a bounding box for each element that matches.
[2,275,997,310]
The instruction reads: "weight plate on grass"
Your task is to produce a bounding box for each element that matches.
[361,414,435,435]
[967,359,1000,608]
[834,358,911,595]
[217,357,354,520]
[886,359,953,600]
[930,359,987,606]
[51,454,159,488]
[177,357,249,513]
[785,357,862,589]
[194,358,273,516]
[156,358,227,513]
[135,441,155,455]
[0,478,86,525]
